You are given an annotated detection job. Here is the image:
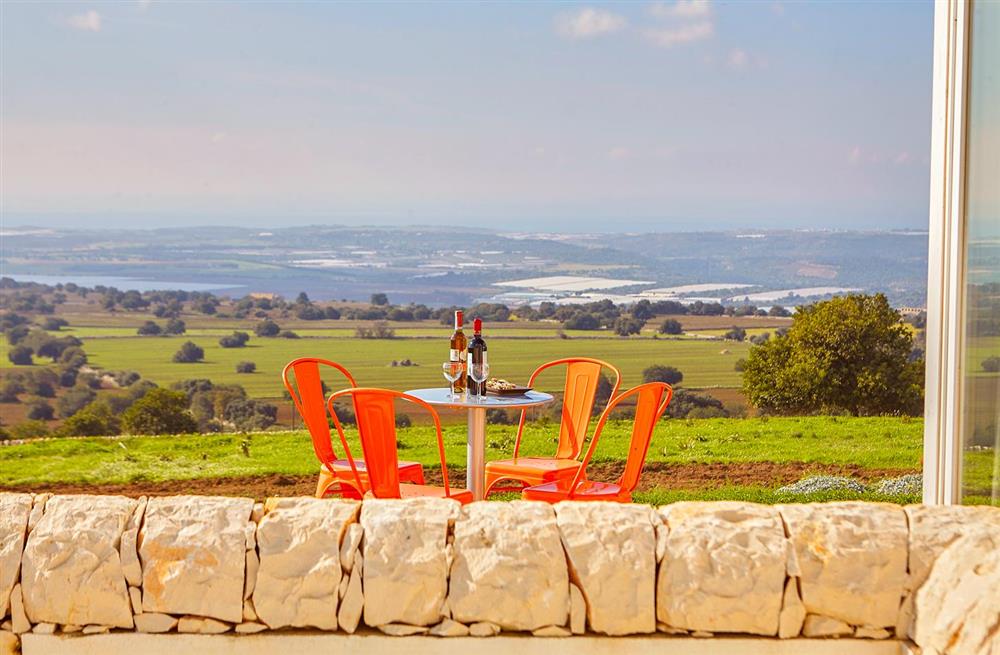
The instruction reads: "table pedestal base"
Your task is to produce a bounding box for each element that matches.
[466,406,487,500]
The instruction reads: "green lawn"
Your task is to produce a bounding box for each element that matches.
[75,335,748,398]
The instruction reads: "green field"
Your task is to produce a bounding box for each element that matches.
[76,335,749,399]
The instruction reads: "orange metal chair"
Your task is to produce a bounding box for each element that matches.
[522,382,673,503]
[282,358,424,499]
[484,358,621,497]
[327,388,473,504]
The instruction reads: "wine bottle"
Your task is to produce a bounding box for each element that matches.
[450,310,467,394]
[467,318,487,396]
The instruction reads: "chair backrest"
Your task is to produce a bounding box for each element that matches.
[567,382,673,497]
[282,358,357,466]
[517,358,622,460]
[327,388,453,499]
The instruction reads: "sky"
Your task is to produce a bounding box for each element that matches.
[1,1,934,232]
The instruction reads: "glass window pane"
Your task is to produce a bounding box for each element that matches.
[961,0,1000,505]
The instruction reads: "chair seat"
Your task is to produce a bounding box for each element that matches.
[330,459,423,474]
[521,478,629,503]
[485,456,582,477]
[396,484,474,504]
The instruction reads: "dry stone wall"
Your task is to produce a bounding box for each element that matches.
[0,493,998,655]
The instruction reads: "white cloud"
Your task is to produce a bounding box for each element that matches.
[211,132,227,143]
[894,151,911,165]
[137,0,152,10]
[68,10,101,32]
[848,146,862,165]
[650,0,712,19]
[608,146,630,161]
[727,49,749,70]
[643,21,713,48]
[555,8,627,40]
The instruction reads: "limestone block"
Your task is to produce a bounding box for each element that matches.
[556,503,655,635]
[251,503,264,524]
[0,494,31,619]
[235,621,268,634]
[569,584,585,635]
[469,621,501,637]
[379,623,429,636]
[177,616,231,634]
[81,625,109,634]
[140,495,252,623]
[242,599,257,622]
[855,626,892,639]
[658,502,786,636]
[120,497,146,588]
[0,631,17,655]
[9,586,28,634]
[691,630,713,638]
[252,497,359,630]
[900,505,1000,638]
[26,495,48,534]
[340,523,363,573]
[778,578,805,639]
[21,495,136,629]
[337,574,349,599]
[361,498,459,628]
[244,521,256,552]
[0,623,7,632]
[779,502,906,628]
[533,625,571,637]
[802,614,852,638]
[657,623,688,635]
[430,618,469,637]
[128,587,142,615]
[914,530,1000,655]
[62,625,81,633]
[336,566,362,634]
[244,550,258,600]
[133,613,177,633]
[31,622,55,634]
[450,502,568,632]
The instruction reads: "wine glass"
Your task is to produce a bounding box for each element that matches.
[442,361,464,399]
[470,362,490,401]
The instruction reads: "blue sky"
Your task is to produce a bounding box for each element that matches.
[1,1,933,232]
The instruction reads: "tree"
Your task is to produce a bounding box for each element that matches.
[983,356,1000,373]
[219,331,250,348]
[632,300,655,320]
[137,321,162,336]
[613,316,644,336]
[8,345,33,365]
[254,320,281,337]
[659,319,683,335]
[295,292,310,305]
[665,389,729,419]
[121,388,197,435]
[643,365,684,385]
[0,382,24,402]
[56,388,97,418]
[741,294,924,415]
[60,401,120,436]
[723,326,747,342]
[769,305,791,317]
[164,318,187,335]
[26,400,55,421]
[563,313,600,330]
[223,398,277,431]
[236,361,256,374]
[41,317,68,331]
[172,341,205,363]
[370,293,389,306]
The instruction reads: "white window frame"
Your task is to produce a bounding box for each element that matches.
[923,0,971,504]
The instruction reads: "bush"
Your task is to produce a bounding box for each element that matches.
[486,408,517,425]
[219,331,251,348]
[563,313,600,331]
[121,388,198,435]
[278,330,300,339]
[613,316,645,337]
[5,325,31,345]
[59,346,87,370]
[41,317,68,331]
[394,413,412,428]
[295,304,326,321]
[371,293,389,306]
[659,319,683,335]
[749,332,770,346]
[664,389,729,419]
[26,400,55,421]
[642,365,684,385]
[60,401,120,436]
[355,322,396,339]
[254,320,281,337]
[9,419,50,439]
[236,361,256,374]
[172,341,205,363]
[723,326,747,342]
[742,294,923,415]
[35,335,82,361]
[983,356,1000,373]
[0,381,24,402]
[173,378,215,399]
[164,318,186,335]
[137,321,162,336]
[57,387,97,418]
[8,345,33,365]
[223,398,278,431]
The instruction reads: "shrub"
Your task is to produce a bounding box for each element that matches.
[723,326,747,342]
[173,378,215,399]
[394,413,412,428]
[563,313,600,331]
[749,332,770,346]
[60,401,120,436]
[5,325,31,345]
[172,341,205,363]
[659,319,683,335]
[0,382,24,402]
[642,365,684,385]
[236,361,256,374]
[324,307,341,320]
[355,322,396,339]
[295,304,326,321]
[219,331,250,348]
[27,380,56,398]
[57,387,97,418]
[26,400,55,420]
[613,316,645,337]
[8,345,33,365]
[254,320,281,337]
[9,419,50,439]
[370,293,389,306]
[486,408,517,425]
[121,388,198,435]
[137,321,162,336]
[41,317,68,331]
[664,389,729,419]
[983,356,1000,373]
[163,318,186,335]
[278,330,300,339]
[223,398,278,431]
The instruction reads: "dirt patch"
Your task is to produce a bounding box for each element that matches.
[0,461,918,501]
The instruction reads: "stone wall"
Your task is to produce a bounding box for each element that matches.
[0,494,998,654]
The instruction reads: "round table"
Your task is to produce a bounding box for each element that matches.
[404,388,554,500]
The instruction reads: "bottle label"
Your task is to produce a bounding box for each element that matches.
[450,349,459,361]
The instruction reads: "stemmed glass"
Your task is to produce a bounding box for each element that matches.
[442,361,464,399]
[470,362,490,402]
